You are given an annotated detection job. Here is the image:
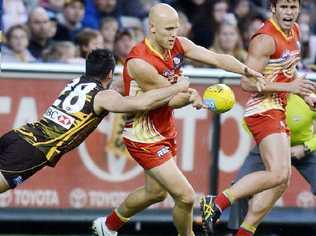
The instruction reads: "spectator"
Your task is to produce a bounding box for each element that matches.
[298,9,314,69]
[118,0,150,19]
[99,17,119,50]
[301,0,316,34]
[113,29,134,64]
[242,16,264,49]
[2,0,28,32]
[174,0,212,47]
[233,0,258,36]
[40,0,65,19]
[54,0,85,41]
[120,16,145,43]
[2,24,36,62]
[208,0,230,47]
[83,0,120,29]
[48,16,58,39]
[42,41,81,63]
[27,7,55,59]
[75,28,104,58]
[210,22,247,63]
[177,11,192,38]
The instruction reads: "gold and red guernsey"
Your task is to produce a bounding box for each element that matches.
[122,37,185,143]
[245,19,301,117]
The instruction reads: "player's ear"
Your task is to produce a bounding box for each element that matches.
[150,23,156,34]
[106,70,113,80]
[271,6,276,14]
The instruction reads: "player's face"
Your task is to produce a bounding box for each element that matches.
[272,0,300,32]
[152,14,179,50]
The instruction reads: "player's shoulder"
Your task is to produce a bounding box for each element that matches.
[249,33,275,56]
[128,40,147,56]
[127,57,156,74]
[251,33,274,45]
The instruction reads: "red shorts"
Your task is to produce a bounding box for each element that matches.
[123,138,177,170]
[244,109,290,144]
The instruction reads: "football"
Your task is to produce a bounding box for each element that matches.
[203,84,235,113]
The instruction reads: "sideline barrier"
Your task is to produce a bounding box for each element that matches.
[1,63,316,228]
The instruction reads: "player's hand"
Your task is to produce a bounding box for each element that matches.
[244,66,264,80]
[244,67,266,92]
[304,94,316,111]
[290,74,315,96]
[188,88,207,109]
[167,74,179,84]
[291,145,305,160]
[251,76,266,92]
[176,76,190,91]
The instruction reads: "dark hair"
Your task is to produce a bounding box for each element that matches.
[86,49,115,79]
[6,24,30,41]
[270,0,300,7]
[75,28,102,58]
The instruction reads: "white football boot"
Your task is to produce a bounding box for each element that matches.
[92,217,118,236]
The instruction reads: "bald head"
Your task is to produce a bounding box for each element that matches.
[149,3,178,25]
[147,3,180,50]
[28,7,49,23]
[28,7,51,41]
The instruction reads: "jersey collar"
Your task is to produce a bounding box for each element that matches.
[144,38,171,61]
[269,18,295,41]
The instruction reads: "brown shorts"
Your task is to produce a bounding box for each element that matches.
[0,131,48,188]
[244,109,290,144]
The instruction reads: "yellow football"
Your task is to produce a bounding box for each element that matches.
[203,84,235,113]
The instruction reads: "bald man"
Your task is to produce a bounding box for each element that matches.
[92,3,263,236]
[28,7,54,59]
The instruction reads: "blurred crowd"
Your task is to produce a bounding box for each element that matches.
[1,0,316,71]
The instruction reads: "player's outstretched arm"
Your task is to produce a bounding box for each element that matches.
[127,58,172,91]
[93,77,190,114]
[178,37,263,79]
[168,88,206,109]
[240,34,315,95]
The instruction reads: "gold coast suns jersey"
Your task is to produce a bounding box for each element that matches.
[122,38,184,143]
[15,76,108,166]
[244,19,301,117]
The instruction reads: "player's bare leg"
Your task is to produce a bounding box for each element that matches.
[105,158,195,236]
[236,158,291,235]
[146,158,195,236]
[201,133,291,233]
[229,133,291,199]
[116,173,168,217]
[237,181,289,235]
[0,173,10,193]
[100,172,169,235]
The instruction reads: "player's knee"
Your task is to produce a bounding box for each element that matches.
[154,190,168,202]
[270,168,290,186]
[147,189,168,203]
[174,186,195,207]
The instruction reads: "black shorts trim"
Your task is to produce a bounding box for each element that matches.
[0,131,48,188]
